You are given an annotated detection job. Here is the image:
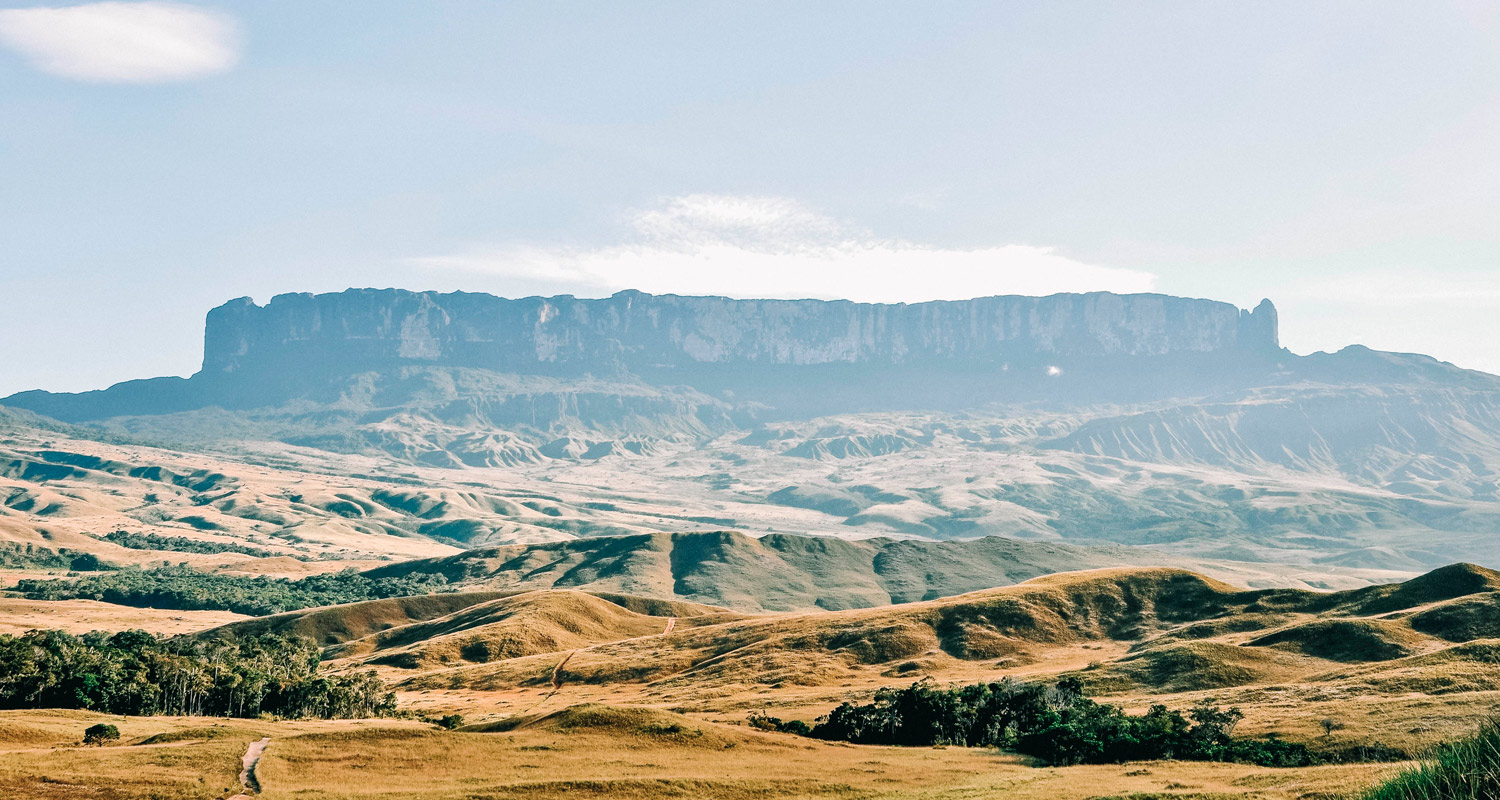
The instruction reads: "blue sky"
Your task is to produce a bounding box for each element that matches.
[1,1,1498,395]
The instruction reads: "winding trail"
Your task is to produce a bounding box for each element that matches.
[227,737,270,799]
[517,615,680,718]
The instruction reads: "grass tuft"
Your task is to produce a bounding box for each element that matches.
[1363,717,1500,800]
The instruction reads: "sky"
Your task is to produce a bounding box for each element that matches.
[1,1,1498,396]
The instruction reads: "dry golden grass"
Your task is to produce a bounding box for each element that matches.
[0,710,265,799]
[0,597,247,636]
[0,704,1417,800]
[243,711,1401,800]
[354,591,686,669]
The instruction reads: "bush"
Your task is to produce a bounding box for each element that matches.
[435,714,465,730]
[82,724,119,746]
[1363,718,1500,799]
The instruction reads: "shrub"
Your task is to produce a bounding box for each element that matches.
[82,724,119,746]
[436,714,465,730]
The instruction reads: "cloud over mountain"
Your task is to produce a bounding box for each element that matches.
[413,194,1157,302]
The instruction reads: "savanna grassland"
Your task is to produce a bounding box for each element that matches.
[2,562,1498,799]
[0,706,1401,800]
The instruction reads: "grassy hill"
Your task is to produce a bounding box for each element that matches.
[362,530,1196,612]
[208,562,1499,756]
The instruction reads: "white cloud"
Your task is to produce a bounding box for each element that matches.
[413,194,1157,302]
[0,2,240,83]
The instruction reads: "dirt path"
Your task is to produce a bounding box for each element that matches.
[227,737,270,799]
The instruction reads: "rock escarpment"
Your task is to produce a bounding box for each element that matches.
[23,287,1468,424]
[202,289,1281,377]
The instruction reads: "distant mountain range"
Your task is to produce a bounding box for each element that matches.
[4,288,1499,575]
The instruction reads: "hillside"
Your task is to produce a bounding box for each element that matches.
[203,588,738,668]
[362,530,1204,611]
[276,562,1500,755]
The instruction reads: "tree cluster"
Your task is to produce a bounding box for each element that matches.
[0,629,395,719]
[0,542,112,572]
[807,678,1319,767]
[100,530,302,561]
[16,565,451,616]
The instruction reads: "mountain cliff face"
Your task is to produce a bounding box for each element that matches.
[7,288,1487,425]
[202,289,1281,378]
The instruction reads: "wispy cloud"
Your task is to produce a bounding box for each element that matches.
[413,194,1157,302]
[0,2,240,83]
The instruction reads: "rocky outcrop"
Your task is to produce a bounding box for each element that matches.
[202,289,1280,377]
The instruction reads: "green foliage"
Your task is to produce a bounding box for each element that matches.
[0,542,113,571]
[1364,718,1500,800]
[0,542,70,569]
[81,723,119,745]
[16,565,452,616]
[0,629,395,719]
[434,714,465,730]
[69,553,108,572]
[809,678,1326,767]
[100,530,300,560]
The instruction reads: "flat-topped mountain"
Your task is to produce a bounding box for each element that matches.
[202,288,1281,375]
[5,289,1297,421]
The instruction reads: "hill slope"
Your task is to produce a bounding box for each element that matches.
[282,563,1500,737]
[363,530,1210,612]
